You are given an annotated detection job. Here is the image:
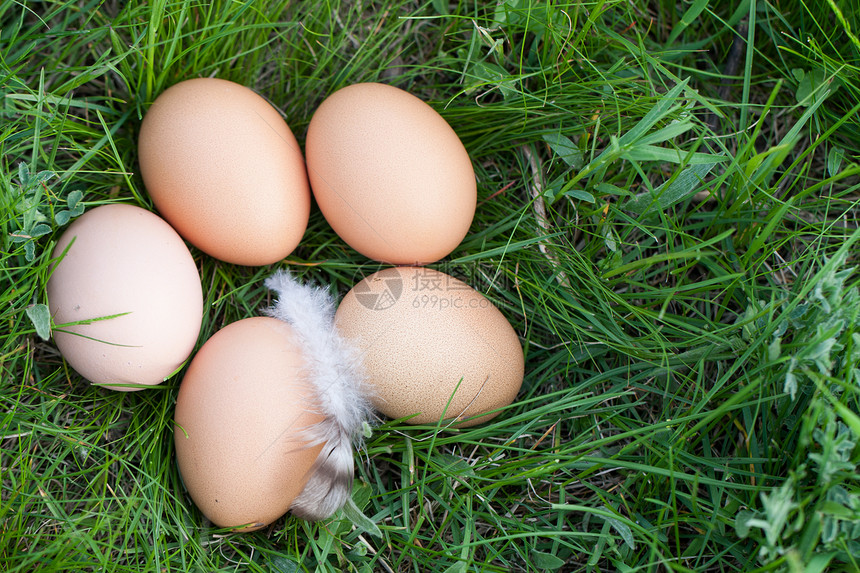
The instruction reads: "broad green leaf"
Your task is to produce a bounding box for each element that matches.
[340,496,381,538]
[827,147,845,177]
[784,369,798,400]
[564,189,595,203]
[625,162,717,215]
[818,500,854,519]
[594,182,631,196]
[31,170,55,187]
[806,552,837,573]
[55,210,74,226]
[433,453,475,478]
[602,225,617,252]
[493,0,524,26]
[542,132,583,169]
[18,161,30,187]
[29,223,51,238]
[15,196,37,213]
[598,513,636,550]
[786,83,832,143]
[822,514,839,544]
[768,337,781,361]
[267,556,300,573]
[26,304,51,340]
[807,337,837,365]
[352,481,373,510]
[795,68,827,105]
[530,549,566,570]
[622,144,725,165]
[735,510,757,538]
[55,194,84,225]
[465,61,516,100]
[826,486,853,511]
[541,174,568,205]
[67,189,83,209]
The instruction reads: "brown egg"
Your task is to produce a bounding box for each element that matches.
[334,267,523,426]
[305,83,476,265]
[138,78,310,266]
[47,204,203,391]
[174,317,324,531]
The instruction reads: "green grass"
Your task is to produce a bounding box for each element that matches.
[2,0,859,571]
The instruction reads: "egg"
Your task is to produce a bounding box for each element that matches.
[305,82,477,265]
[173,317,324,531]
[47,204,203,390]
[334,267,523,426]
[138,77,310,266]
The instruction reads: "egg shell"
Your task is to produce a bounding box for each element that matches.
[138,77,310,266]
[305,82,477,265]
[47,204,203,390]
[174,317,324,531]
[334,267,523,426]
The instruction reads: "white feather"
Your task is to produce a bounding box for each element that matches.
[263,270,372,521]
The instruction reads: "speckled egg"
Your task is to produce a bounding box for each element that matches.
[138,77,310,266]
[305,83,476,265]
[334,267,523,426]
[173,317,324,531]
[47,204,203,390]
